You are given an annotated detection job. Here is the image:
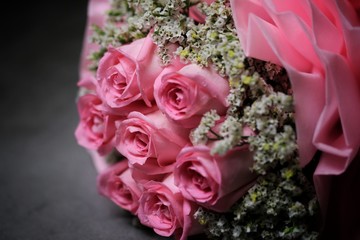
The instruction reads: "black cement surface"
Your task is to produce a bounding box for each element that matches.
[0,1,170,239]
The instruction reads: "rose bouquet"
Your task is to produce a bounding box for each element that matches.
[75,0,360,239]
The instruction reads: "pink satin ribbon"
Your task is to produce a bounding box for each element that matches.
[230,0,360,237]
[80,0,110,173]
[78,0,110,89]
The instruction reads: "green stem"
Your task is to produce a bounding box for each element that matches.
[209,129,223,139]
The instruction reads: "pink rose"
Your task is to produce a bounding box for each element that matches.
[137,174,201,240]
[97,160,142,214]
[174,145,257,212]
[96,34,163,114]
[230,0,360,237]
[154,64,229,128]
[115,110,190,181]
[75,94,119,155]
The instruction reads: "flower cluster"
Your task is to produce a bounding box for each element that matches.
[75,0,328,239]
[194,165,319,239]
[77,28,236,238]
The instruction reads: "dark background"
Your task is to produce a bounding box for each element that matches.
[0,1,169,239]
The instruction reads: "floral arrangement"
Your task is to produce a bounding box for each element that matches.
[76,0,360,239]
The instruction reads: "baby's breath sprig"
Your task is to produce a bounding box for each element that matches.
[227,71,272,118]
[191,110,221,145]
[174,0,246,82]
[210,116,244,155]
[244,93,295,175]
[107,0,134,23]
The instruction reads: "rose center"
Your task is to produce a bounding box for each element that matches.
[149,196,172,225]
[168,88,186,109]
[91,115,104,137]
[159,204,171,221]
[191,170,210,192]
[108,72,126,94]
[135,133,149,152]
[114,181,132,204]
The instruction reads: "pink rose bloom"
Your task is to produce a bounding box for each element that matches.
[231,0,360,237]
[75,94,119,155]
[115,110,190,181]
[96,34,163,115]
[174,145,257,212]
[189,0,215,23]
[154,64,229,128]
[97,160,142,214]
[137,174,202,240]
[78,0,110,89]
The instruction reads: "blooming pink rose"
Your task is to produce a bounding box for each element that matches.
[97,160,142,214]
[189,0,215,23]
[75,94,119,155]
[137,174,202,240]
[78,0,110,89]
[231,0,360,237]
[115,111,191,182]
[174,145,257,212]
[154,64,229,128]
[96,34,163,115]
